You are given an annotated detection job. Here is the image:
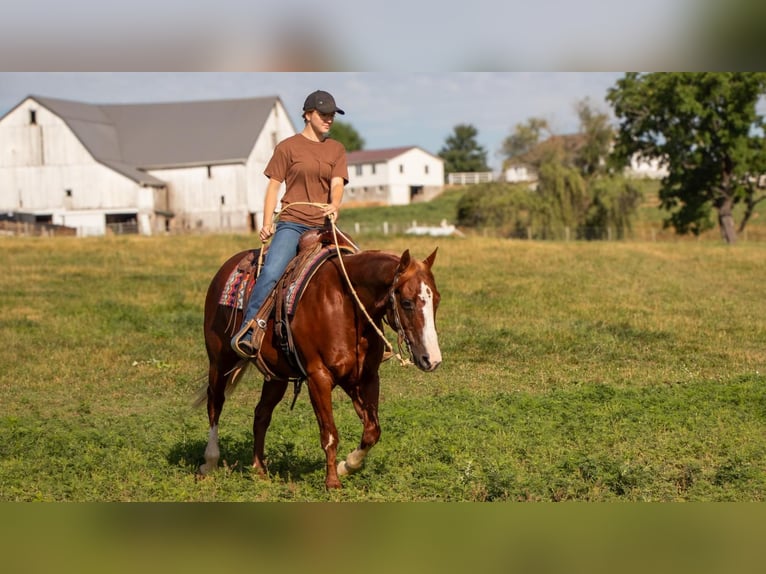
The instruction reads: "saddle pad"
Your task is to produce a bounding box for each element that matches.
[219,259,256,309]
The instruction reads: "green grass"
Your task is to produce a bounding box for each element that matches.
[1,234,765,500]
[341,188,466,235]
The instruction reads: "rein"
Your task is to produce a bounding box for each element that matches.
[266,202,412,367]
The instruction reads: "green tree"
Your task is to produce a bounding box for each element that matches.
[607,72,766,244]
[574,97,614,178]
[500,101,613,180]
[329,120,365,151]
[500,117,551,170]
[584,176,643,240]
[536,161,589,238]
[438,124,490,174]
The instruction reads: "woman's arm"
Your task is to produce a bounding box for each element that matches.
[323,176,345,221]
[260,178,281,241]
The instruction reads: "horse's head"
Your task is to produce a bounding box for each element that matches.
[388,248,442,372]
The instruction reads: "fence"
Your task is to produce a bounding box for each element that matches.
[342,220,766,242]
[446,172,496,185]
[0,220,77,237]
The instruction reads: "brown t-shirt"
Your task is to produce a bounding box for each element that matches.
[264,134,349,226]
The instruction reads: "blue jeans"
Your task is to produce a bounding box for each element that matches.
[240,221,314,328]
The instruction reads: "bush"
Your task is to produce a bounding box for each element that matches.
[456,170,644,240]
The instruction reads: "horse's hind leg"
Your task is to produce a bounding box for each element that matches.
[252,379,289,475]
[199,361,229,474]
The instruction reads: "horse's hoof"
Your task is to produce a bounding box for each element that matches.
[251,464,269,480]
[337,461,349,476]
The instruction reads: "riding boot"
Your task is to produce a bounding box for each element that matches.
[231,319,264,359]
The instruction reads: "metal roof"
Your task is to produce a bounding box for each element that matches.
[346,146,439,165]
[27,95,285,185]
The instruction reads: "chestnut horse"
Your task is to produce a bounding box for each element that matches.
[198,236,442,489]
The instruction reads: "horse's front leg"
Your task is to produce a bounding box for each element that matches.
[252,378,289,475]
[306,369,342,489]
[338,372,381,477]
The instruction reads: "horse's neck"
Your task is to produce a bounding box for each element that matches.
[344,251,398,302]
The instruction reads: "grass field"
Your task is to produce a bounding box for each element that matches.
[1,231,765,501]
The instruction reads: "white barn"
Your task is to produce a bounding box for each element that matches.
[345,146,444,206]
[0,95,296,236]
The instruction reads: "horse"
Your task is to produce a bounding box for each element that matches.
[197,230,442,489]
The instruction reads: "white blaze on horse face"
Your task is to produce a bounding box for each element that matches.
[418,282,442,364]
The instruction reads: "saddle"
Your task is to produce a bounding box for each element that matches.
[245,225,360,381]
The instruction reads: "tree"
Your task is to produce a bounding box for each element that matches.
[536,161,589,238]
[607,72,766,243]
[438,124,490,173]
[500,117,551,170]
[584,176,643,240]
[574,98,614,178]
[329,120,365,151]
[500,101,613,180]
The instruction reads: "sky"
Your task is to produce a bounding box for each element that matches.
[0,1,705,71]
[0,72,626,172]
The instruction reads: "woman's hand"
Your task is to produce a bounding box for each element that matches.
[323,203,340,221]
[259,223,275,242]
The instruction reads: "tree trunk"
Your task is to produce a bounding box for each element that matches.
[717,194,738,244]
[738,187,766,234]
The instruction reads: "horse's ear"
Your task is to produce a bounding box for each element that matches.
[398,249,412,272]
[424,248,438,269]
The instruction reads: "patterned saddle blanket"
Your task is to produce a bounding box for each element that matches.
[219,252,258,310]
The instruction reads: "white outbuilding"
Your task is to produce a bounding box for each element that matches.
[345,146,444,206]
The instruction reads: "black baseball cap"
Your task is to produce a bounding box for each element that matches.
[303,90,345,115]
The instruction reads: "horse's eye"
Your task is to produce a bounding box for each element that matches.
[400,299,415,311]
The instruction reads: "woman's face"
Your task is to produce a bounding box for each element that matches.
[306,109,336,136]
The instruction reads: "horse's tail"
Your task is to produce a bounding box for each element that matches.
[190,359,251,409]
[191,382,208,409]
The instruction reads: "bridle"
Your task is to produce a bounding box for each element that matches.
[385,271,414,365]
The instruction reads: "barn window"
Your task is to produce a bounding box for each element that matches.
[220,195,225,206]
[355,165,362,176]
[29,110,37,125]
[371,164,376,175]
[425,165,429,174]
[65,189,72,197]
[207,165,212,179]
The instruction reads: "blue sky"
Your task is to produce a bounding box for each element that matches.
[0,72,625,171]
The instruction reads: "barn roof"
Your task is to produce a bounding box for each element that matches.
[346,146,440,165]
[25,95,285,185]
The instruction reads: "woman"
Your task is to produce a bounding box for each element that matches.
[232,90,349,358]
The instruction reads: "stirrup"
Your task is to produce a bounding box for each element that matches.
[231,320,258,358]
